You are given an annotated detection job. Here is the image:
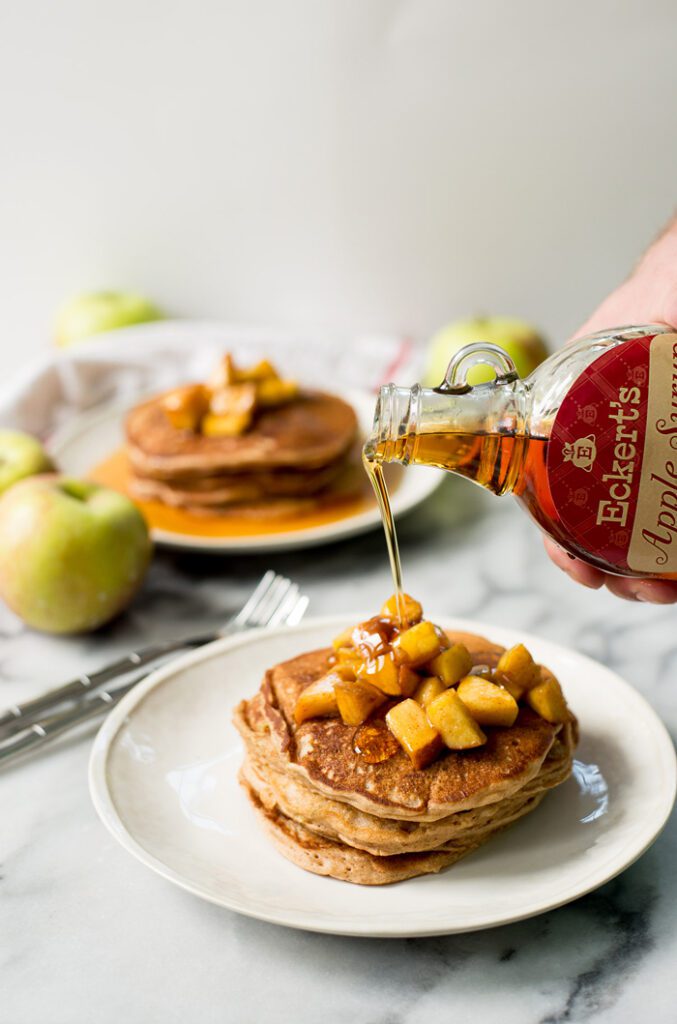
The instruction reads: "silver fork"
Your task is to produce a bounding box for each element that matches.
[0,571,308,767]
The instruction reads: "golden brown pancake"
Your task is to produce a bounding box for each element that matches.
[234,629,576,883]
[127,454,366,517]
[238,720,575,856]
[128,461,346,506]
[234,633,562,822]
[126,389,358,479]
[241,778,495,885]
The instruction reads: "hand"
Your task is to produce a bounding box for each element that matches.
[545,217,677,603]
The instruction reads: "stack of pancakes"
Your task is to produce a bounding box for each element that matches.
[125,389,358,517]
[234,631,576,885]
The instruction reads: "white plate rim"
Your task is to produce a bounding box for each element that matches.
[89,615,677,938]
[50,389,445,553]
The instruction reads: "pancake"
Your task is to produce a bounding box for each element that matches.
[238,719,575,855]
[126,389,358,479]
[127,454,366,518]
[233,633,563,822]
[241,778,495,885]
[128,461,347,508]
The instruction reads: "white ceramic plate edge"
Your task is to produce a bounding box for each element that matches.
[89,616,677,937]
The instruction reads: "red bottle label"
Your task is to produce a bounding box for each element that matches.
[546,331,677,574]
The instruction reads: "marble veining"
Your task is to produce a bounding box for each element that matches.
[2,477,676,1023]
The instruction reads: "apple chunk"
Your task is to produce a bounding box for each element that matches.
[427,643,473,686]
[385,699,443,769]
[380,592,423,625]
[457,676,518,727]
[334,679,386,726]
[526,676,569,724]
[294,673,340,725]
[426,689,487,750]
[237,358,278,382]
[495,643,538,699]
[257,378,299,406]
[393,621,447,667]
[334,646,362,671]
[351,617,392,660]
[162,385,209,432]
[201,410,253,437]
[357,652,417,696]
[413,676,446,708]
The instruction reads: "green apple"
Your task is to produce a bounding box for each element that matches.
[0,476,152,634]
[424,316,549,386]
[54,291,163,348]
[0,431,54,495]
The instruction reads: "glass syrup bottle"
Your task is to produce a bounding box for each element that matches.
[364,324,677,579]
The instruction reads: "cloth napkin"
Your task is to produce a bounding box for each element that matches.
[0,321,419,440]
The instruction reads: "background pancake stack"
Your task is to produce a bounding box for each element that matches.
[125,388,359,518]
[234,632,577,885]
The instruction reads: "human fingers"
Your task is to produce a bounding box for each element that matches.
[542,536,606,589]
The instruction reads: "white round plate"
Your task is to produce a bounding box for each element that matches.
[50,389,443,553]
[89,616,675,937]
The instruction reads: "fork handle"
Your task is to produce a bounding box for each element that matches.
[0,677,140,767]
[0,634,215,733]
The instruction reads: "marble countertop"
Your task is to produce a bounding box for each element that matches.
[3,474,676,1024]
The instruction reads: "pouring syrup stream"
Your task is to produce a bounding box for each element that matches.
[362,447,406,625]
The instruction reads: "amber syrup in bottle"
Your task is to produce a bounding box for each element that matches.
[364,325,677,580]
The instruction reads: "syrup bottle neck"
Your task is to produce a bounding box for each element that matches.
[365,378,529,496]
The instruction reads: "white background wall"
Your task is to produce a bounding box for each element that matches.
[1,0,675,375]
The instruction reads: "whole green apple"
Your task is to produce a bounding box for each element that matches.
[0,430,54,495]
[0,476,152,634]
[54,291,163,348]
[424,316,549,386]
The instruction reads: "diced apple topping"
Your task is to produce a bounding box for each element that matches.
[426,689,487,750]
[385,699,443,769]
[428,643,473,686]
[398,665,419,697]
[357,652,417,696]
[256,378,299,407]
[294,673,341,725]
[236,358,277,383]
[526,675,569,724]
[413,676,446,708]
[201,411,253,437]
[334,647,362,670]
[161,385,210,432]
[334,679,386,726]
[380,593,423,626]
[393,620,447,667]
[209,382,257,417]
[351,617,393,660]
[291,599,572,769]
[495,643,538,699]
[456,675,519,728]
[164,353,298,436]
[208,353,238,390]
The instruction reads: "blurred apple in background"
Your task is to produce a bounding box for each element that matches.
[0,476,152,633]
[54,291,163,348]
[424,316,549,386]
[0,430,54,494]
